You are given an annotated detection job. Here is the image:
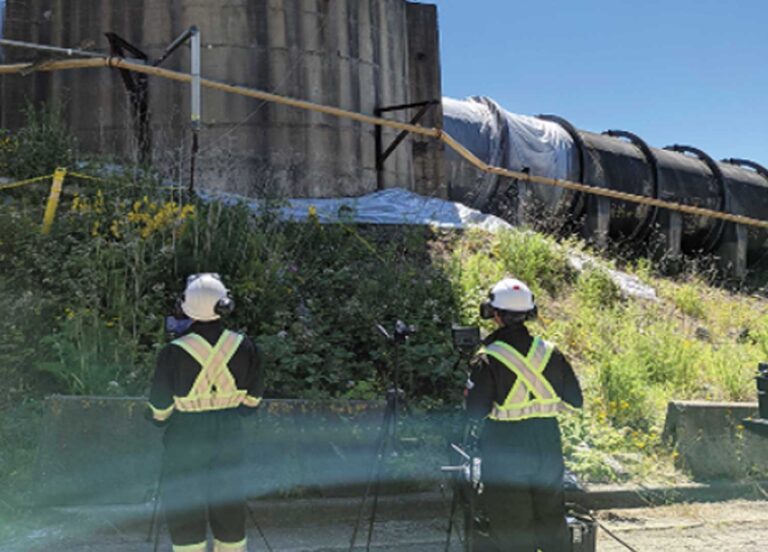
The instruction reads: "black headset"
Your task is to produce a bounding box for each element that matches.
[177,273,235,317]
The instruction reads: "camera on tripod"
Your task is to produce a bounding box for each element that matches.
[376,319,416,343]
[451,324,481,356]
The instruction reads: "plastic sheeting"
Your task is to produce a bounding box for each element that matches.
[199,187,515,233]
[443,96,579,211]
[199,187,656,300]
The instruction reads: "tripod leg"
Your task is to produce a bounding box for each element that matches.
[365,396,398,552]
[246,501,274,552]
[348,400,394,551]
[152,506,162,552]
[465,491,476,552]
[444,484,460,552]
[146,493,159,543]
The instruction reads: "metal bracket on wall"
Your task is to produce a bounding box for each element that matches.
[105,27,200,191]
[374,99,440,191]
[104,33,151,164]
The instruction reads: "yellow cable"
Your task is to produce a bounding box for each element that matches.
[1,56,766,228]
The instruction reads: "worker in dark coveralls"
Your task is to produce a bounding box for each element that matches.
[465,277,583,551]
[147,273,264,552]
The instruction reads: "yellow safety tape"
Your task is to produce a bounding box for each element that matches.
[67,171,109,183]
[0,173,54,190]
[41,168,67,234]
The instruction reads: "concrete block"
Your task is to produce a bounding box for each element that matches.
[716,223,748,280]
[583,195,611,248]
[663,400,768,480]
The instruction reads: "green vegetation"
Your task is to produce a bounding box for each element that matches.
[1,105,767,521]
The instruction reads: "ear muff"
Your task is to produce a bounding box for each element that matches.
[214,293,235,316]
[525,305,538,321]
[479,301,495,320]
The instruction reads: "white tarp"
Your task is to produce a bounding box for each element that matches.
[199,187,657,300]
[443,96,579,210]
[200,187,515,233]
[444,96,576,179]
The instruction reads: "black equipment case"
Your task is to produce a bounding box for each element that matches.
[568,514,598,552]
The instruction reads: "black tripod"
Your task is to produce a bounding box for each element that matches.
[441,327,482,552]
[348,320,414,551]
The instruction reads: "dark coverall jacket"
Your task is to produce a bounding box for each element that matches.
[147,320,264,552]
[466,323,582,552]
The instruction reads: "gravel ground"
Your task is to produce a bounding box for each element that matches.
[595,500,768,551]
[2,498,768,551]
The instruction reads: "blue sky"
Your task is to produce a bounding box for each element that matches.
[433,0,767,166]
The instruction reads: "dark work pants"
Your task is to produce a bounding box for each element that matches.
[161,410,246,547]
[477,418,570,552]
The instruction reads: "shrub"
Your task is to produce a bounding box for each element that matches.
[671,282,705,319]
[575,267,622,310]
[0,103,75,179]
[495,229,573,296]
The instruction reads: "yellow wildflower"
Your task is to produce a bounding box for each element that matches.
[110,220,121,239]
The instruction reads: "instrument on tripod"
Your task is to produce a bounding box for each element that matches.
[441,443,483,552]
[348,320,415,552]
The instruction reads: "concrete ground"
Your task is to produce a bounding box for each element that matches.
[2,494,768,551]
[594,500,768,551]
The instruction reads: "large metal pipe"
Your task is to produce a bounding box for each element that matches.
[602,129,659,242]
[536,114,585,226]
[721,158,768,267]
[663,145,728,253]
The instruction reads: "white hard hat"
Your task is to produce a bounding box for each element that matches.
[489,278,535,312]
[180,273,231,321]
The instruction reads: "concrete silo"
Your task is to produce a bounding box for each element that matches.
[0,0,443,198]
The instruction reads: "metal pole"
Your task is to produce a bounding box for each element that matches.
[189,26,201,193]
[374,108,384,191]
[153,27,195,68]
[0,37,106,58]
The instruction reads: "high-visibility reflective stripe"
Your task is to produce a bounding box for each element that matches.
[491,339,558,396]
[172,541,207,552]
[187,332,239,397]
[172,333,210,366]
[148,402,175,421]
[490,400,567,421]
[504,378,529,408]
[480,338,563,422]
[242,395,262,408]
[170,330,246,413]
[204,331,241,393]
[214,537,247,552]
[174,390,247,412]
[485,343,554,401]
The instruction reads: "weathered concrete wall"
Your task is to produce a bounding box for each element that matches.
[404,2,443,197]
[36,396,388,506]
[0,0,442,198]
[663,400,768,480]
